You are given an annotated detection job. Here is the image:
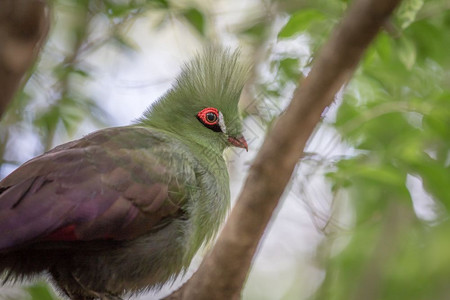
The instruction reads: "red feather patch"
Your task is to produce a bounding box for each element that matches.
[44,224,78,241]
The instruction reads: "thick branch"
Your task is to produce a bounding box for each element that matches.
[166,0,402,299]
[0,0,50,118]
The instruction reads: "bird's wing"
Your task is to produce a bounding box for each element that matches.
[0,126,196,251]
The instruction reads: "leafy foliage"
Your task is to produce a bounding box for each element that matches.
[253,0,450,299]
[26,282,59,300]
[314,1,449,299]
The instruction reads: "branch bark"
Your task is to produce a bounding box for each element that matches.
[166,0,402,299]
[0,0,50,118]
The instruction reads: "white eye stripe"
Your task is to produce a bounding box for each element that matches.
[218,111,227,134]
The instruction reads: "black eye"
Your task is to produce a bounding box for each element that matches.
[206,112,218,123]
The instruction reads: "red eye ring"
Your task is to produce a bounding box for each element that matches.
[197,107,219,125]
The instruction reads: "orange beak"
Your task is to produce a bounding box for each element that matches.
[228,135,248,151]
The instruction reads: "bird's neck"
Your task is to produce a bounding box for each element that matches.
[169,131,228,178]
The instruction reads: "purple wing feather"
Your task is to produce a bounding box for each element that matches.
[0,127,189,251]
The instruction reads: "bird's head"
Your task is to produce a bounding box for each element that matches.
[140,47,249,154]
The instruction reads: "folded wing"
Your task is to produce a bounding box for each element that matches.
[0,126,194,251]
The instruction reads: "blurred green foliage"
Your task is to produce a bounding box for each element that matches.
[313,0,449,299]
[251,0,450,299]
[27,282,59,300]
[1,0,450,299]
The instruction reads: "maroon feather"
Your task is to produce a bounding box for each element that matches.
[44,225,77,241]
[0,126,190,251]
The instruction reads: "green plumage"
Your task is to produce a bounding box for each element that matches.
[0,47,248,299]
[140,47,248,153]
[139,47,249,254]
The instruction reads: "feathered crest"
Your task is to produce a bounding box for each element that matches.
[170,46,250,106]
[139,46,249,134]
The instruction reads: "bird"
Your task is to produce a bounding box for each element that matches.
[0,47,249,300]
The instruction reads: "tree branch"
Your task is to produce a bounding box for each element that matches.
[0,0,50,118]
[166,0,402,299]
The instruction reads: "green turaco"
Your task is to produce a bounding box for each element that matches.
[0,47,248,299]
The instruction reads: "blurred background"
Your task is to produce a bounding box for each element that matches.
[1,0,450,299]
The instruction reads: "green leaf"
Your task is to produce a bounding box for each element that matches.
[278,57,302,81]
[411,159,450,210]
[59,97,85,135]
[278,9,325,39]
[396,36,417,70]
[239,21,268,40]
[183,8,205,36]
[148,0,169,9]
[104,1,134,18]
[355,165,405,188]
[396,0,424,29]
[34,105,60,133]
[406,19,450,66]
[373,33,393,63]
[26,282,57,300]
